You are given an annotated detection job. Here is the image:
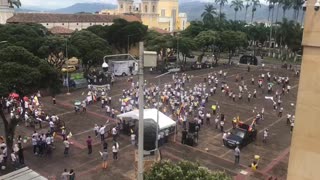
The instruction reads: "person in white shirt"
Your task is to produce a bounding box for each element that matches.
[131,133,136,145]
[112,142,119,160]
[263,129,268,143]
[206,112,211,125]
[63,138,70,156]
[94,124,99,137]
[112,127,117,141]
[99,125,107,142]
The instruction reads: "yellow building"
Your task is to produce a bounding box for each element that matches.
[100,0,189,32]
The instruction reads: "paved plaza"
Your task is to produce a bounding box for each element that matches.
[0,64,299,180]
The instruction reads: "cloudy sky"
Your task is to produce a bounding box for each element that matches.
[20,0,266,9]
[20,0,117,9]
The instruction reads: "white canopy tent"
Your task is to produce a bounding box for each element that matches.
[117,109,176,131]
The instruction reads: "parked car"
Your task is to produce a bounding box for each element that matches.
[223,123,257,148]
[239,55,258,65]
[162,63,181,73]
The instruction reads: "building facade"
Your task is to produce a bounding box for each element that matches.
[100,0,189,32]
[287,0,320,179]
[0,0,13,24]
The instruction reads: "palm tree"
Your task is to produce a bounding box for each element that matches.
[8,0,21,8]
[244,0,251,22]
[201,4,218,25]
[267,0,276,22]
[275,0,281,23]
[292,0,304,23]
[251,0,261,23]
[215,0,228,21]
[230,0,244,20]
[281,0,292,19]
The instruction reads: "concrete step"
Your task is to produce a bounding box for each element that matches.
[1,166,47,180]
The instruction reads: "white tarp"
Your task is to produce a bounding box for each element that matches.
[117,108,176,130]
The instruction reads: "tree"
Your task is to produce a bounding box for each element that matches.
[144,160,231,180]
[8,0,21,8]
[244,0,251,22]
[0,24,48,56]
[220,30,247,64]
[230,0,244,20]
[195,30,220,63]
[174,37,196,64]
[180,21,206,38]
[281,0,292,19]
[267,0,276,22]
[201,4,218,25]
[38,36,79,70]
[215,0,228,21]
[70,30,112,71]
[251,0,261,23]
[145,30,174,62]
[0,46,60,158]
[106,19,147,53]
[87,25,109,39]
[292,0,303,22]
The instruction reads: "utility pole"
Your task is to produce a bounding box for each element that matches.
[155,71,171,151]
[137,41,144,180]
[66,39,70,95]
[268,3,275,57]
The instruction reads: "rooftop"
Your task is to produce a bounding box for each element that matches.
[7,13,141,23]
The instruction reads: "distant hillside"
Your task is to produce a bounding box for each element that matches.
[179,1,303,22]
[53,3,117,14]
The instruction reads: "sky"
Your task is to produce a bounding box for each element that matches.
[20,0,267,9]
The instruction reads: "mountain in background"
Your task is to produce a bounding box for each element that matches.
[179,1,303,22]
[17,1,302,22]
[53,3,117,13]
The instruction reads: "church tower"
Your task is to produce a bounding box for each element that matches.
[118,0,135,14]
[140,0,159,29]
[0,0,14,24]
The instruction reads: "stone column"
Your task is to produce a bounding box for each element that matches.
[287,0,320,179]
[0,0,14,24]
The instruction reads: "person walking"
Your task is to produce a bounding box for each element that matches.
[112,141,119,160]
[61,169,69,180]
[131,132,136,145]
[99,124,107,142]
[63,138,70,157]
[234,146,240,164]
[263,129,268,143]
[86,136,92,154]
[69,169,75,180]
[101,149,108,169]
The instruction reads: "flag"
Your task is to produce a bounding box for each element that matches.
[53,132,56,137]
[67,132,72,139]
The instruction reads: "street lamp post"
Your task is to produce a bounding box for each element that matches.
[155,71,171,151]
[66,39,70,95]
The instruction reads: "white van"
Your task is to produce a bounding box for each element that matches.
[111,60,138,76]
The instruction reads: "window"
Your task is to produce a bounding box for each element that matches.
[145,5,148,13]
[161,9,165,17]
[152,6,155,13]
[120,4,123,9]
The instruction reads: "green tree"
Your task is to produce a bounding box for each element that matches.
[38,36,79,70]
[244,0,251,22]
[215,0,228,21]
[292,0,303,23]
[70,30,111,71]
[230,0,244,20]
[175,36,196,63]
[251,0,261,23]
[0,46,60,157]
[220,30,247,64]
[144,160,231,180]
[87,25,109,39]
[281,0,292,19]
[106,19,147,53]
[201,4,218,25]
[195,30,220,63]
[0,24,48,56]
[145,30,174,62]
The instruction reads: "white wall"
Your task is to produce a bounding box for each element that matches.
[41,22,113,30]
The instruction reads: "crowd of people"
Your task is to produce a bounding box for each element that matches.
[0,64,299,178]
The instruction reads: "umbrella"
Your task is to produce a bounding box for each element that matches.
[9,93,19,99]
[23,96,29,101]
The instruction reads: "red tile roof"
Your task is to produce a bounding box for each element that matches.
[7,13,141,23]
[49,26,74,35]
